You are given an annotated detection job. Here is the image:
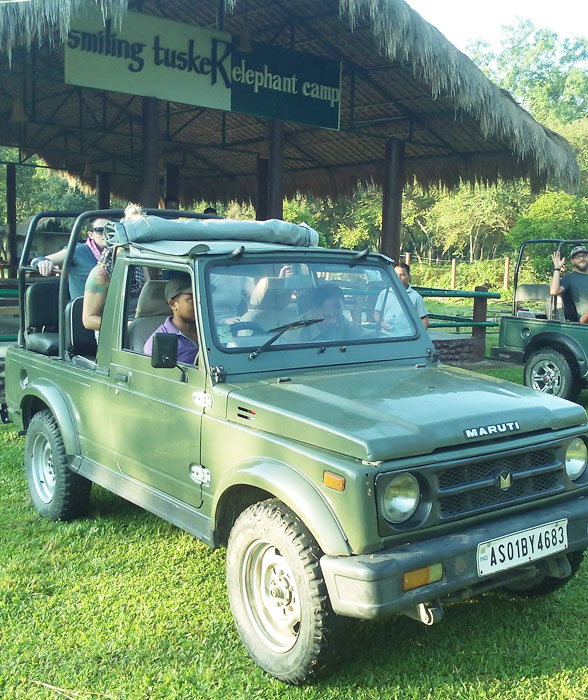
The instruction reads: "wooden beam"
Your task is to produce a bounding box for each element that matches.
[141,97,160,207]
[164,162,180,209]
[6,163,17,278]
[267,120,284,219]
[256,156,269,220]
[96,172,111,209]
[381,138,405,261]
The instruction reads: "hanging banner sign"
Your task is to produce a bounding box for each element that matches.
[64,8,341,130]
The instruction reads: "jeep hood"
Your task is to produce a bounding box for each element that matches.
[225,364,586,461]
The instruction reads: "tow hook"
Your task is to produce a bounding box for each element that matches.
[401,601,444,626]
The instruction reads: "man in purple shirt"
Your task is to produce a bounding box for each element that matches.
[143,275,199,364]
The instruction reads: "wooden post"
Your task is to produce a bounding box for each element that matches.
[256,156,269,220]
[267,120,284,219]
[472,285,488,361]
[503,256,511,290]
[405,252,411,265]
[164,163,180,209]
[451,258,457,290]
[6,163,17,278]
[381,139,405,261]
[96,172,111,210]
[141,97,160,208]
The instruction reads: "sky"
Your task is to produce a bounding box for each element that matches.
[405,0,588,54]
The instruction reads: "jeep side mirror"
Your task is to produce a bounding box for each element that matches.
[151,333,189,382]
[151,333,178,368]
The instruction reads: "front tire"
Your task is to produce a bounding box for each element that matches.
[226,500,336,684]
[25,409,91,521]
[524,348,580,401]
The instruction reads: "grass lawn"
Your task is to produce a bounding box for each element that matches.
[3,370,588,699]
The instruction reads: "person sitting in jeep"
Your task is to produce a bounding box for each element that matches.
[143,274,199,364]
[550,246,588,323]
[300,283,363,342]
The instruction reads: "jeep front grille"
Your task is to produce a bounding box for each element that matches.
[436,448,563,519]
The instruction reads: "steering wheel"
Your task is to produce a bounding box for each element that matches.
[229,321,266,337]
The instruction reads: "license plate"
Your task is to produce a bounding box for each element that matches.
[476,519,568,577]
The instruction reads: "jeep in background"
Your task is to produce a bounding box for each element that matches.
[491,238,588,402]
[5,211,588,683]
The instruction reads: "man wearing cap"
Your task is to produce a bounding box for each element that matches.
[551,246,588,323]
[143,274,199,363]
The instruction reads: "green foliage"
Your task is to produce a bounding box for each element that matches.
[469,21,588,123]
[508,192,588,245]
[424,184,530,261]
[413,259,510,293]
[507,192,588,276]
[0,148,96,230]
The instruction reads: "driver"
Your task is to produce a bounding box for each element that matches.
[143,274,199,364]
[550,246,588,323]
[301,284,362,342]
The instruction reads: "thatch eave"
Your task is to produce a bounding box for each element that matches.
[0,0,580,202]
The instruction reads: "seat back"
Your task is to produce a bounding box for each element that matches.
[24,279,60,355]
[25,278,60,331]
[241,277,297,330]
[65,296,97,358]
[127,280,170,353]
[515,284,550,304]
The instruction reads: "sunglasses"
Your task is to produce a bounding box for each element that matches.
[91,227,105,234]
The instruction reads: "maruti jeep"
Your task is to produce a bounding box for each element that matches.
[492,238,588,402]
[5,211,588,683]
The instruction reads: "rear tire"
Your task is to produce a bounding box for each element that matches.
[226,499,336,684]
[524,348,580,401]
[25,409,91,521]
[503,550,584,597]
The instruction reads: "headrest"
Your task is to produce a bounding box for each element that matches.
[249,277,291,309]
[135,280,169,317]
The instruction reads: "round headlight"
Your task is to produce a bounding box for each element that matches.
[382,473,421,523]
[565,438,588,481]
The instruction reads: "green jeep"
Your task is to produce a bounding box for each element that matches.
[6,212,588,683]
[491,238,588,402]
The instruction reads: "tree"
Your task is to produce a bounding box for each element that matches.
[424,183,529,261]
[507,191,588,277]
[469,21,588,123]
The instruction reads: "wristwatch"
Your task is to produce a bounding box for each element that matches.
[30,256,49,270]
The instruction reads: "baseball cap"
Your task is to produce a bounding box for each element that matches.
[570,245,588,258]
[165,275,192,301]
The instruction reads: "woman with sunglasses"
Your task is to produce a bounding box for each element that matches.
[82,205,145,332]
[30,218,110,298]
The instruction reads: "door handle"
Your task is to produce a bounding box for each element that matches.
[114,372,130,383]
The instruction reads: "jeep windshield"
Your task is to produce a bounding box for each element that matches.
[207,259,419,352]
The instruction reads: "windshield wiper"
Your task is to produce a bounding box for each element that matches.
[249,319,324,359]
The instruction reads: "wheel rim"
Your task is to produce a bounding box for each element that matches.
[530,359,562,394]
[30,433,56,503]
[241,539,301,653]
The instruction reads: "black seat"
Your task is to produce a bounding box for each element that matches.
[65,296,97,359]
[24,279,60,355]
[562,292,579,322]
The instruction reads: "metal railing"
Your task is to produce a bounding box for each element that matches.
[415,286,501,330]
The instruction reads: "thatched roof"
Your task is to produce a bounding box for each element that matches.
[0,0,580,204]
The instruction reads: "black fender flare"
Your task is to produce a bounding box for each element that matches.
[21,379,80,456]
[524,332,588,378]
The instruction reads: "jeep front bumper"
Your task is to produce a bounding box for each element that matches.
[320,496,588,619]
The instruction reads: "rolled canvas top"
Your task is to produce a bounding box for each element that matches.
[105,216,320,248]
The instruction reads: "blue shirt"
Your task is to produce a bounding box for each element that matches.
[143,316,199,364]
[69,244,100,298]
